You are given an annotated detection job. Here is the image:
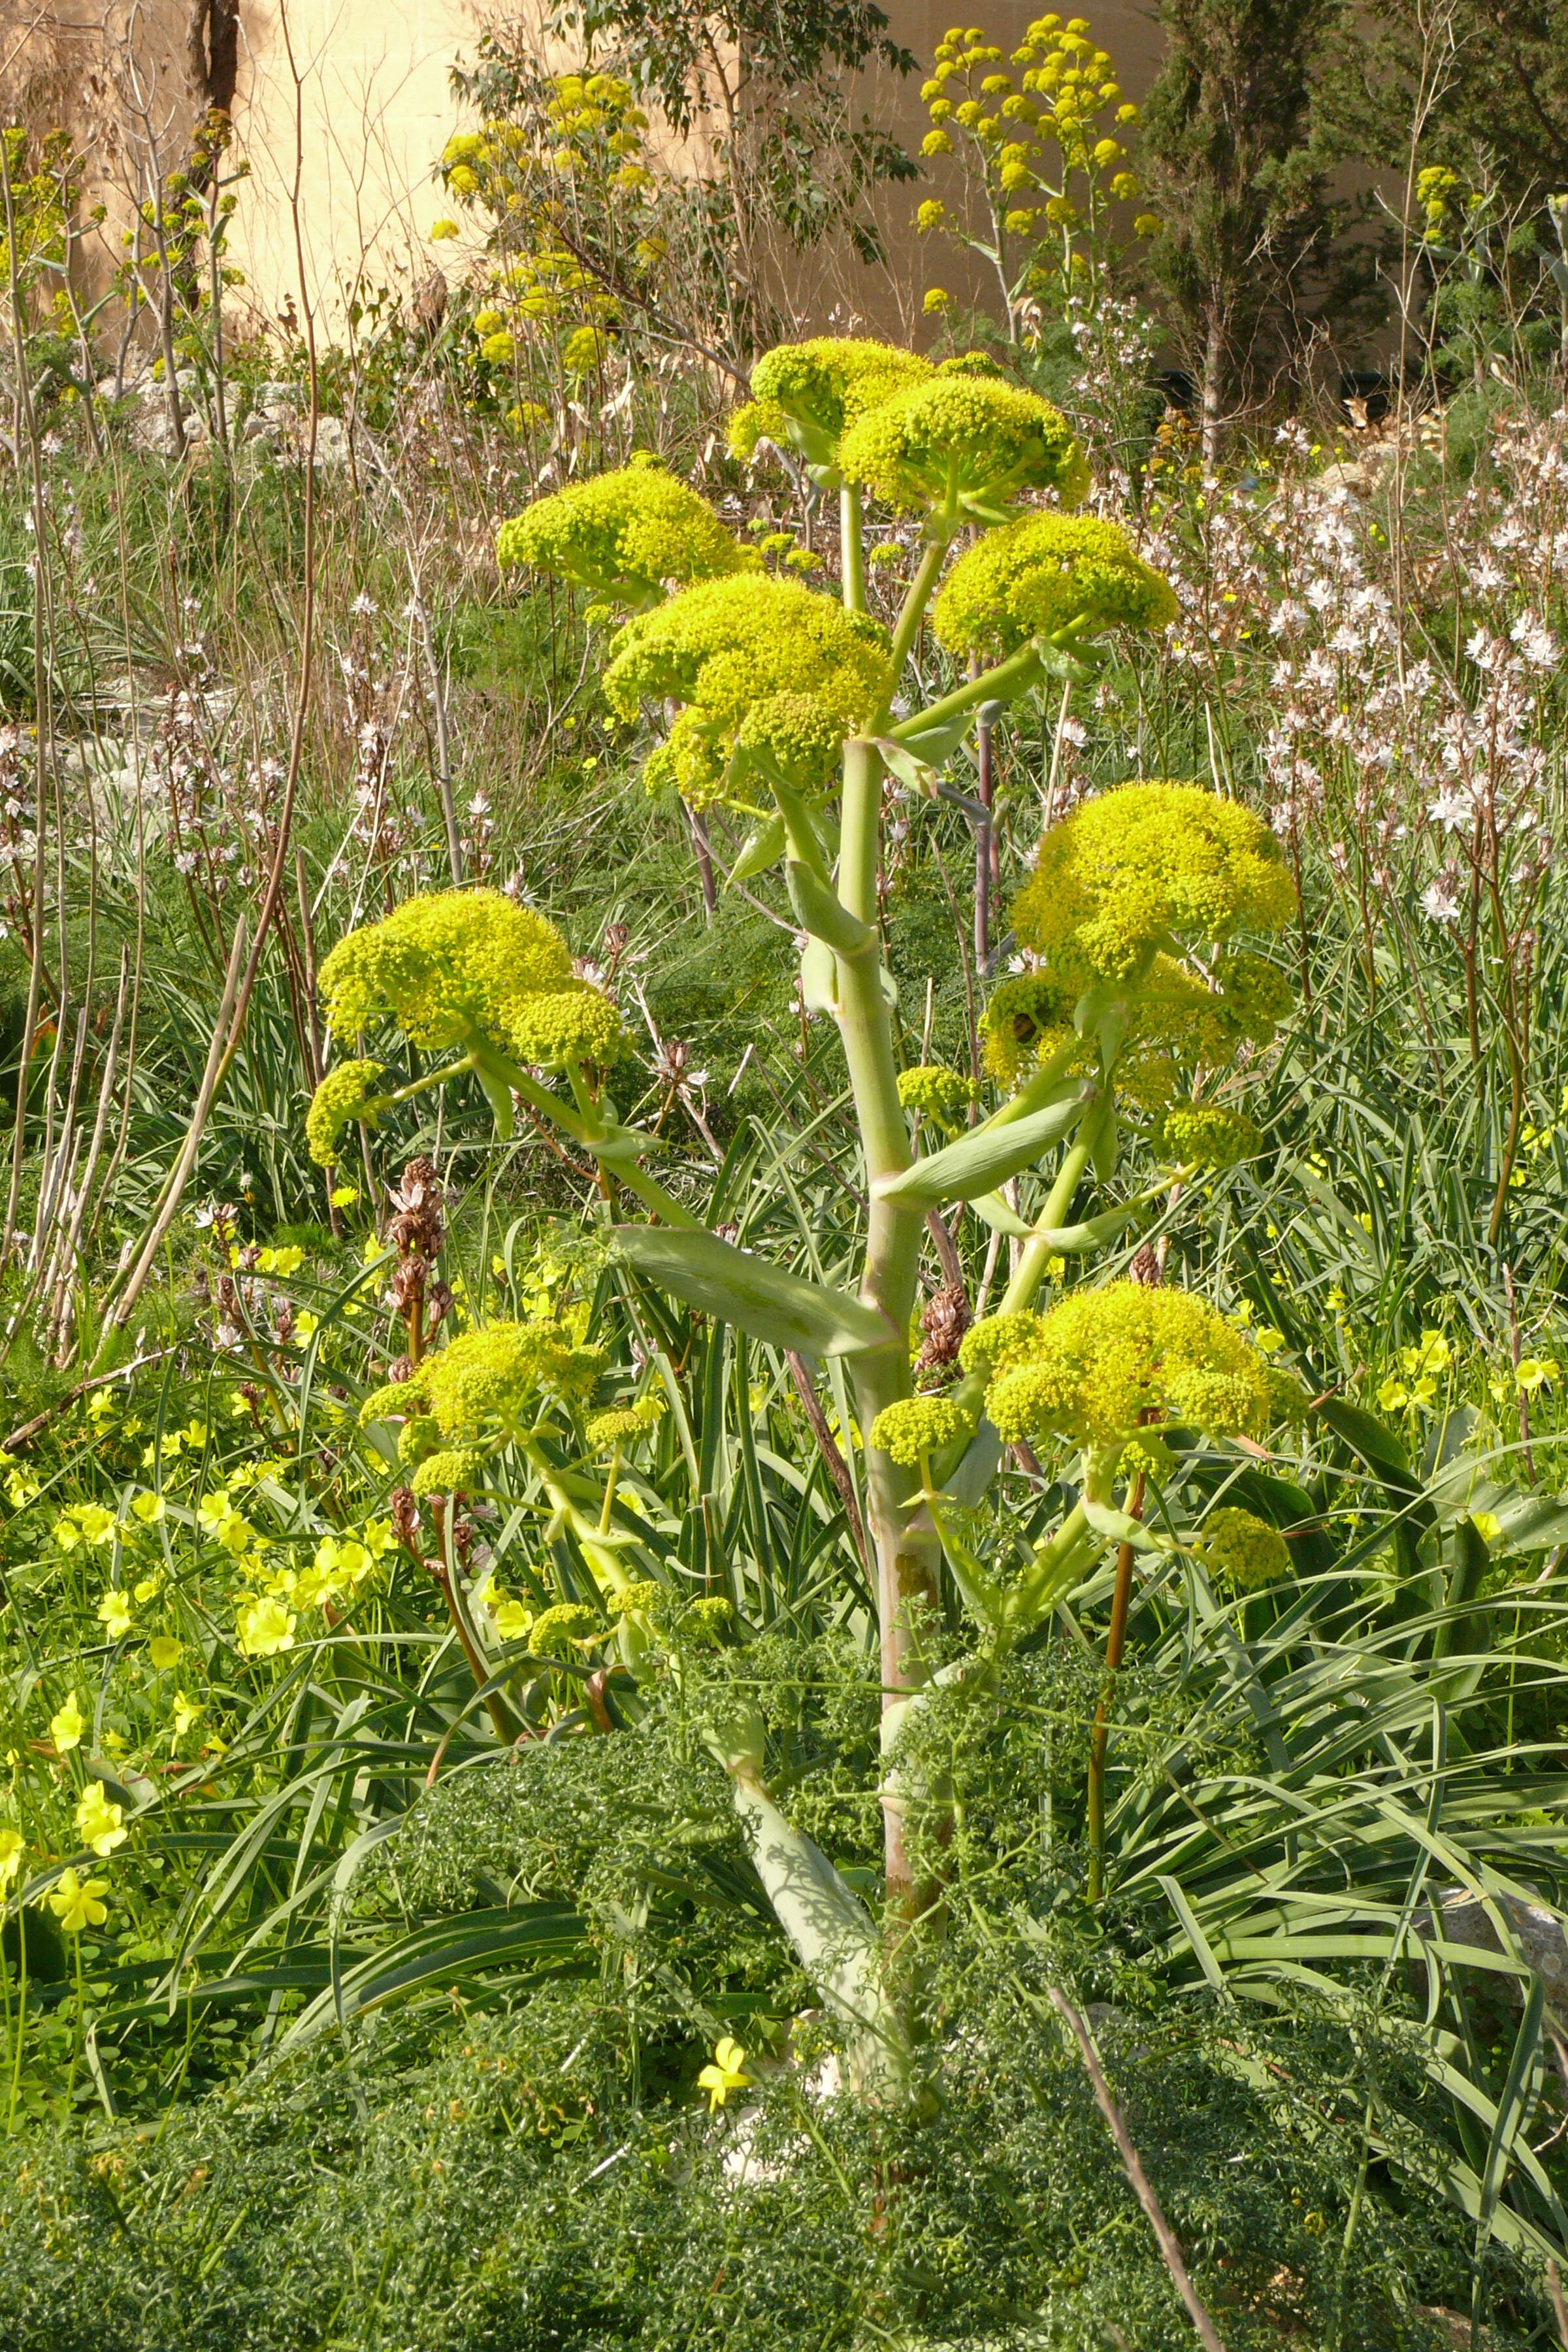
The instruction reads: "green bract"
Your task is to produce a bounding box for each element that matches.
[316,890,615,1073]
[932,514,1177,657]
[982,1283,1292,1451]
[1011,783,1296,989]
[304,1058,385,1168]
[495,466,755,609]
[835,376,1086,528]
[604,576,890,806]
[729,336,934,483]
[869,1394,977,1465]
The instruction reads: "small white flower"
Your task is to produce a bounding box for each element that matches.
[1422,872,1461,923]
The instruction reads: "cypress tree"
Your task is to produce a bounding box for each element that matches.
[1137,0,1348,460]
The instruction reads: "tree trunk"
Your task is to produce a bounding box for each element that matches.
[1201,301,1224,471]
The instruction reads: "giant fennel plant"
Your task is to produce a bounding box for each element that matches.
[306,338,1301,2098]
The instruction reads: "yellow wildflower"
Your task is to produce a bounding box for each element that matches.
[47,1867,108,1935]
[75,1782,127,1858]
[50,1695,85,1754]
[697,2036,751,2111]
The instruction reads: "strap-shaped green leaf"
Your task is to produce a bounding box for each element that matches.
[874,1084,1094,1207]
[276,1903,587,2052]
[613,1225,896,1358]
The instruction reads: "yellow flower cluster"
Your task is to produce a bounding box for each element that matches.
[1192,1505,1294,1593]
[932,514,1175,656]
[1150,1102,1262,1169]
[1011,783,1296,989]
[834,374,1086,527]
[728,336,934,483]
[304,1059,385,1168]
[497,465,754,608]
[917,13,1151,282]
[312,891,621,1106]
[361,1323,608,1493]
[968,1283,1294,1452]
[522,1601,600,1655]
[898,1062,975,1131]
[604,576,890,807]
[584,1394,666,1450]
[868,1394,977,1465]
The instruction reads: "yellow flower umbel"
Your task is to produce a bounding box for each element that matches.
[1192,1506,1294,1593]
[1010,781,1296,992]
[970,1282,1296,1488]
[306,891,625,1164]
[898,1062,974,1135]
[834,371,1086,531]
[604,574,890,809]
[932,514,1175,657]
[728,336,934,485]
[318,889,576,1054]
[360,1322,608,1495]
[497,464,756,610]
[697,2034,751,2111]
[868,1394,977,1467]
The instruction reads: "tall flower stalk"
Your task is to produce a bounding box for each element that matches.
[306,335,1302,2094]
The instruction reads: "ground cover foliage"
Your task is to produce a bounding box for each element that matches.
[6,14,1568,2349]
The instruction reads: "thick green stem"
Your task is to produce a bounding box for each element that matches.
[840,483,866,614]
[834,737,941,1904]
[1000,1137,1096,1313]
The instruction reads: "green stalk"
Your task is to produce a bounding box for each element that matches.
[66,1932,84,2114]
[833,736,940,1906]
[840,483,866,615]
[525,1445,636,1599]
[6,1901,24,2134]
[1000,1137,1096,1313]
[878,540,949,721]
[932,1135,1096,1486]
[1086,1469,1144,1904]
[885,642,1045,745]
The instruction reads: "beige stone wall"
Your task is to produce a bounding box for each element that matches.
[224,0,492,327]
[7,0,1168,330]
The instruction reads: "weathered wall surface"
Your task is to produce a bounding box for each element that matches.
[4,0,1167,328]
